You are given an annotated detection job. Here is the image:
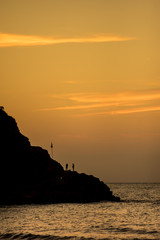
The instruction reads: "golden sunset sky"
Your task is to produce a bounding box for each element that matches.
[0,0,160,182]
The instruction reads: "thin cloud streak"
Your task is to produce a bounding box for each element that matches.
[68,92,160,103]
[0,33,135,47]
[112,106,160,115]
[36,102,120,111]
[77,106,160,117]
[35,90,160,116]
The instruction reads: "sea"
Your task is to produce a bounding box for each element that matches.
[0,183,159,240]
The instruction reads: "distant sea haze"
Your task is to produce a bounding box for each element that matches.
[0,183,159,240]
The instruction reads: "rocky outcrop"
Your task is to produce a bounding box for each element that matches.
[0,108,120,204]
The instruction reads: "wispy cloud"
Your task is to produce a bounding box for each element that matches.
[0,33,135,47]
[112,106,160,115]
[66,92,160,104]
[36,90,160,116]
[78,106,160,117]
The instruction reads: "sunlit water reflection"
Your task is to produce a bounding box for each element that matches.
[0,184,159,239]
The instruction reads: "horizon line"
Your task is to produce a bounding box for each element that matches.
[106,182,160,184]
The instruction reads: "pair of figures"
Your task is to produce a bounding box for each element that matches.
[66,163,74,171]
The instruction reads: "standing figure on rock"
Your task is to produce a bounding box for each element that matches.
[72,163,74,171]
[66,163,68,170]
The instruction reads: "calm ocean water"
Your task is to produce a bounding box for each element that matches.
[0,183,159,240]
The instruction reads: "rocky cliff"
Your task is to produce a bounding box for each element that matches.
[0,108,120,204]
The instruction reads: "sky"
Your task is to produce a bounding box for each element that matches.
[0,0,160,182]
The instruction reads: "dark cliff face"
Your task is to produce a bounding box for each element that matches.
[0,109,120,204]
[0,109,64,193]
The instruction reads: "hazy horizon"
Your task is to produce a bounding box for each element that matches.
[1,0,160,183]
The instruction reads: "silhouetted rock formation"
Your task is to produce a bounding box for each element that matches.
[0,108,120,204]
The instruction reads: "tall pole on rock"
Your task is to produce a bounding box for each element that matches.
[51,142,53,159]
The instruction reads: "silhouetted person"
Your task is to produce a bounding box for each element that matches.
[72,163,74,171]
[66,163,68,170]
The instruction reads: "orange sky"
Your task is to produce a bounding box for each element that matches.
[0,0,160,182]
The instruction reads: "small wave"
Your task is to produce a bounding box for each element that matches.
[106,226,159,235]
[120,199,160,204]
[0,232,159,240]
[0,233,95,240]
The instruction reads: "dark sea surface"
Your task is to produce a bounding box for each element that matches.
[0,183,159,240]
